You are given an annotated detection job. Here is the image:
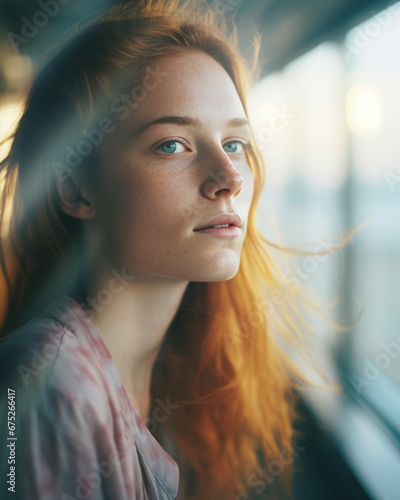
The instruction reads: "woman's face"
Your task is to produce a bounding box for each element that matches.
[89,50,254,282]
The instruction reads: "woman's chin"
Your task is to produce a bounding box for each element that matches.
[188,264,240,283]
[187,253,241,282]
[202,271,239,282]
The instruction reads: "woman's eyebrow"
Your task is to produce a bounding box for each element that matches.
[130,115,250,138]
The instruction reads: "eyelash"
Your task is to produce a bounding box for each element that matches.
[155,137,250,154]
[159,136,187,147]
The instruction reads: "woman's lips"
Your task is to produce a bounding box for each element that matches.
[193,225,241,238]
[193,213,242,231]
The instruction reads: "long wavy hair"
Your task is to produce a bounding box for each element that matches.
[0,1,359,499]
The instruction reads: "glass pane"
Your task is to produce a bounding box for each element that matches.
[247,42,348,374]
[247,5,400,406]
[343,6,400,394]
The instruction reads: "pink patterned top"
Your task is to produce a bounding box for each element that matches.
[0,295,179,500]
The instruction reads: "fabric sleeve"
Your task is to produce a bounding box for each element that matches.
[0,331,140,500]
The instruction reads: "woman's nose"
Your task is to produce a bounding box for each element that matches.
[201,149,244,199]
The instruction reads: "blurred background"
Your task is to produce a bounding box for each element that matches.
[0,0,399,498]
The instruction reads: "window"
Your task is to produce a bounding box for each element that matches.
[247,4,400,439]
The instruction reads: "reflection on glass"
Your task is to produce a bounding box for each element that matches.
[247,5,400,394]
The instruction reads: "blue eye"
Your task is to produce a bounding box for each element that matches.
[223,141,247,154]
[157,139,186,154]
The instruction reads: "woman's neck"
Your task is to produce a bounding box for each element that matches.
[79,261,189,420]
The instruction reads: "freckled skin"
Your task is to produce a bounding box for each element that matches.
[90,50,254,282]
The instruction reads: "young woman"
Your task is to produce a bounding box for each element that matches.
[0,1,350,499]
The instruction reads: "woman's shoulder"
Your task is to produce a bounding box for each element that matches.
[0,312,69,387]
[0,302,110,412]
[0,304,139,500]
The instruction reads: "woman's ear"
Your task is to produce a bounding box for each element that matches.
[55,173,96,220]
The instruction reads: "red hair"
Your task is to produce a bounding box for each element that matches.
[0,1,359,499]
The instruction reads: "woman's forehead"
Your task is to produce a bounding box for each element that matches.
[110,51,246,133]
